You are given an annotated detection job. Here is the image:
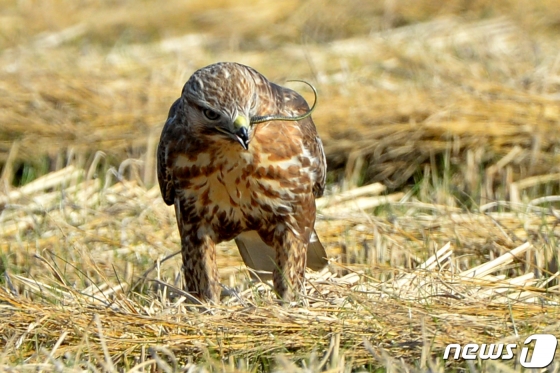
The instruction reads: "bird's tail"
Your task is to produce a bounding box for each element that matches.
[234,230,327,280]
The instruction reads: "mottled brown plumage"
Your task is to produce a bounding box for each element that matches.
[157,62,327,302]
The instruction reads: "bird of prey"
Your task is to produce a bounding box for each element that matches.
[157,62,327,302]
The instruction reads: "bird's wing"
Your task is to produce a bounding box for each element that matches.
[235,230,327,280]
[157,98,180,206]
[270,82,327,198]
[236,82,328,275]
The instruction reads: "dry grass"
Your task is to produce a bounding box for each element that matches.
[2,0,560,371]
[2,1,560,198]
[1,162,560,371]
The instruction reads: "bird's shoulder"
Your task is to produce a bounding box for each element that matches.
[157,98,205,205]
[265,83,327,198]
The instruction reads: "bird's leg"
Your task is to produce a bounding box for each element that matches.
[271,227,307,301]
[181,232,220,303]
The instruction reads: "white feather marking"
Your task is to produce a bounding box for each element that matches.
[301,144,319,183]
[262,154,301,170]
[174,153,212,168]
[240,152,254,163]
[310,231,318,243]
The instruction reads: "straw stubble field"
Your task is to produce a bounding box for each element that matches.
[1,0,560,371]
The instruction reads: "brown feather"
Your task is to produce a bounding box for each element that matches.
[157,62,327,302]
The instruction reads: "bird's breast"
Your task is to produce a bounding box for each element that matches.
[173,133,314,239]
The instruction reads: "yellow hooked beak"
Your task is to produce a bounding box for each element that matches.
[215,115,251,149]
[233,115,249,131]
[233,115,250,150]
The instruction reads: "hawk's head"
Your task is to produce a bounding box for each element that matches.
[180,62,260,150]
[177,62,317,150]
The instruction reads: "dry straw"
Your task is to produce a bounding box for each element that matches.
[2,1,560,371]
[1,162,559,371]
[2,9,560,201]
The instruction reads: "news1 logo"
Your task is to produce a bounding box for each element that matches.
[443,334,558,368]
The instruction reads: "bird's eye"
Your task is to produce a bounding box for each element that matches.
[203,109,220,121]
